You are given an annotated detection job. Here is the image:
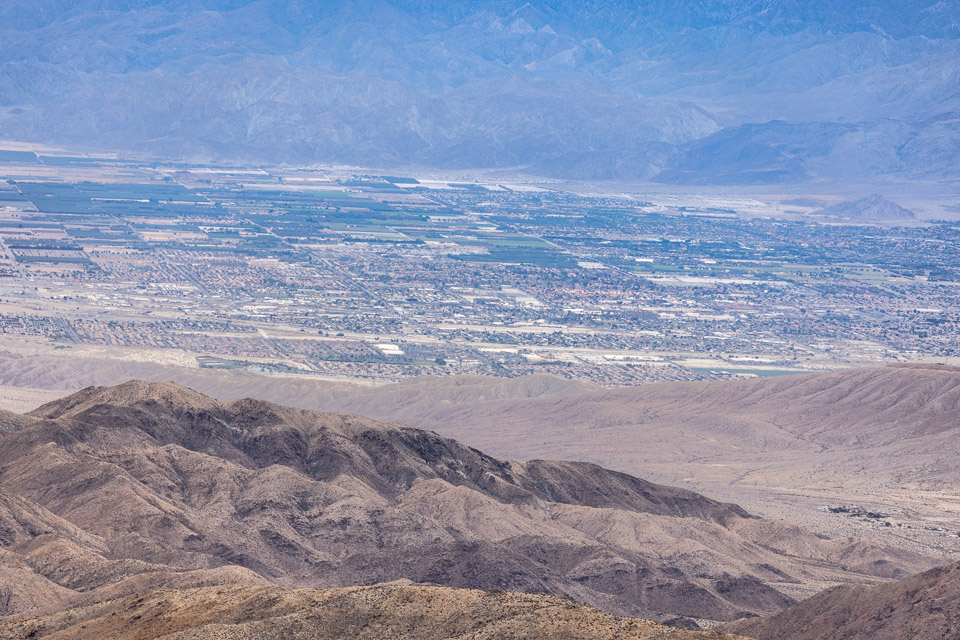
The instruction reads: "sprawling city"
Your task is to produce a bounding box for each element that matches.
[0,146,957,386]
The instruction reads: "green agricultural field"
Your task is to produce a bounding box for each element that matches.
[0,150,39,163]
[628,263,683,273]
[39,156,101,167]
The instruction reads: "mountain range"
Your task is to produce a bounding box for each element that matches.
[0,0,957,183]
[40,359,960,515]
[3,356,960,537]
[0,379,936,633]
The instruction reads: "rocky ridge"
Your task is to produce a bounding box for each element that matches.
[0,380,934,628]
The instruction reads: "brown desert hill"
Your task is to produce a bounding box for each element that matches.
[24,381,744,521]
[292,363,960,545]
[312,363,960,463]
[0,381,934,627]
[3,359,960,561]
[724,559,960,640]
[9,357,960,505]
[0,584,750,640]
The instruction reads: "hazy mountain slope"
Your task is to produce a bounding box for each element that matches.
[0,584,749,640]
[724,560,960,640]
[303,364,960,494]
[0,380,933,626]
[0,0,956,181]
[815,194,917,221]
[290,363,960,561]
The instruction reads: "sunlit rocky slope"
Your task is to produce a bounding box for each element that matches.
[0,380,933,629]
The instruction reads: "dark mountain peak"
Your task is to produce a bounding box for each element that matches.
[29,380,222,420]
[19,381,747,523]
[9,379,761,526]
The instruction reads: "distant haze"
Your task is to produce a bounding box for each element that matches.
[0,0,957,182]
